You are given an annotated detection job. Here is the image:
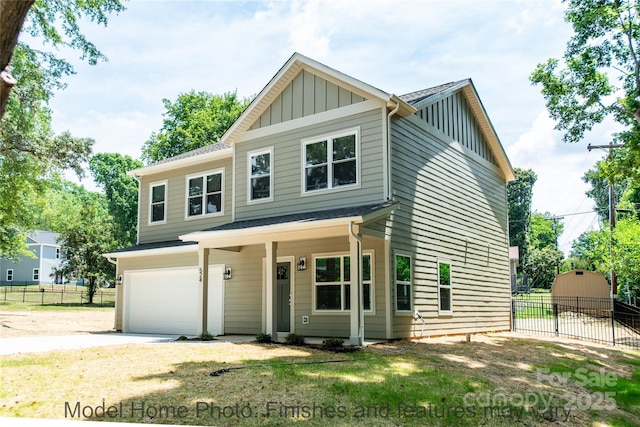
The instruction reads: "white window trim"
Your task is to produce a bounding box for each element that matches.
[301,127,361,197]
[148,180,168,225]
[184,168,225,220]
[438,259,453,315]
[55,248,60,259]
[311,250,374,315]
[247,147,274,204]
[394,252,413,313]
[6,269,13,281]
[33,268,39,281]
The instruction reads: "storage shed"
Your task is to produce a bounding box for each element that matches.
[551,269,610,299]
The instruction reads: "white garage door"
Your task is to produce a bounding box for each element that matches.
[124,266,224,335]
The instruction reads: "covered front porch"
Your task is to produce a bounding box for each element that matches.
[181,202,397,345]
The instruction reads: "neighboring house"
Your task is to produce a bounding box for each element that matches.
[1,230,62,286]
[105,53,515,343]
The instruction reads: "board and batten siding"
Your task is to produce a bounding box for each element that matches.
[388,113,511,338]
[138,157,233,244]
[415,91,498,167]
[235,108,386,221]
[250,70,367,131]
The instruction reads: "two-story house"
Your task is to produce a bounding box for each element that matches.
[105,53,515,344]
[1,230,63,286]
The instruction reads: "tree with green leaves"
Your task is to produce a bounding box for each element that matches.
[57,190,116,304]
[141,91,251,163]
[530,0,640,184]
[0,0,123,258]
[523,212,565,288]
[90,153,143,248]
[507,168,538,265]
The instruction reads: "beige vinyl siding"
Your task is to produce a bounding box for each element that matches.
[389,114,511,338]
[138,158,233,244]
[415,92,497,167]
[250,70,367,130]
[236,108,386,221]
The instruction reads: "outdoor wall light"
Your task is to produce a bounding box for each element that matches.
[297,257,306,271]
[224,267,232,280]
[117,274,123,284]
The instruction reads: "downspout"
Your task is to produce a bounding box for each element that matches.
[349,221,364,346]
[386,101,401,200]
[131,174,141,245]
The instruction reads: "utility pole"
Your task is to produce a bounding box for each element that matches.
[587,143,623,299]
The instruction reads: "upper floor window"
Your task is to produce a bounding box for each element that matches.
[55,248,60,259]
[438,261,452,313]
[149,181,167,224]
[186,170,223,218]
[303,128,359,194]
[248,147,273,203]
[395,253,412,312]
[33,268,39,281]
[313,253,373,312]
[6,269,13,281]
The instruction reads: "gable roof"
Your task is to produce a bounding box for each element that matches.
[400,79,515,182]
[27,230,59,246]
[128,142,231,177]
[220,52,416,146]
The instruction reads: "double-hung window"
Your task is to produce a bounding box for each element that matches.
[33,268,39,281]
[314,253,372,312]
[186,170,223,218]
[248,148,273,202]
[303,128,359,193]
[395,254,412,312]
[149,181,167,224]
[438,261,452,313]
[6,269,13,281]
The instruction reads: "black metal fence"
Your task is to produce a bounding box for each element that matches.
[512,295,640,349]
[0,285,115,307]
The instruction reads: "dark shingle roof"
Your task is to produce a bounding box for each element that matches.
[109,240,197,254]
[399,79,469,105]
[149,142,231,166]
[202,201,398,233]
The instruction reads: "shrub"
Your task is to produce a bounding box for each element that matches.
[322,338,344,350]
[176,335,188,341]
[200,332,214,341]
[255,333,273,344]
[285,333,305,346]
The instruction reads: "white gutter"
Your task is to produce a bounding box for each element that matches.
[386,100,401,200]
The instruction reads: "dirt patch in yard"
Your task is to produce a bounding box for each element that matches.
[0,309,114,337]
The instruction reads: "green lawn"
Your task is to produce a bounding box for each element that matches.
[1,334,638,426]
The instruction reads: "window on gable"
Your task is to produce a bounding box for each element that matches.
[249,148,272,202]
[438,261,452,313]
[303,129,359,193]
[7,269,13,281]
[395,254,412,312]
[149,181,167,224]
[314,253,373,312]
[187,170,223,217]
[33,268,39,281]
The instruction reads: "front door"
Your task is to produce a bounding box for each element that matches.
[276,262,291,332]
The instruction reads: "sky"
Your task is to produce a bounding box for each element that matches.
[32,0,615,254]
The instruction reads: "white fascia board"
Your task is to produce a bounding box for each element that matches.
[127,149,232,177]
[179,215,363,244]
[103,244,198,259]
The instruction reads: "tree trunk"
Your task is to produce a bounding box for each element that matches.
[0,0,35,119]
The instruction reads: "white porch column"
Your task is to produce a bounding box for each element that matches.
[349,223,363,345]
[198,246,210,335]
[265,241,278,340]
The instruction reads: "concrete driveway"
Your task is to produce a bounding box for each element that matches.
[0,333,179,355]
